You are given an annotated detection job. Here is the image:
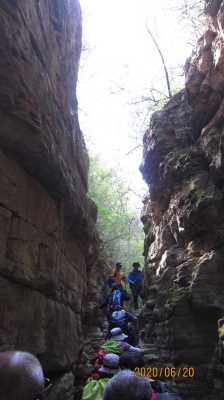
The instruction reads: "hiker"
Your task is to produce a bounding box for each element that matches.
[111,284,124,309]
[0,351,46,400]
[109,327,144,354]
[100,284,122,323]
[95,327,137,371]
[98,328,143,364]
[110,305,138,344]
[82,354,120,400]
[128,262,144,309]
[103,370,154,400]
[95,335,123,371]
[111,262,126,286]
[98,353,120,378]
[103,370,183,400]
[101,283,129,317]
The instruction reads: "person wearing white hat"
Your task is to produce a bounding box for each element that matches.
[109,328,145,354]
[110,327,128,342]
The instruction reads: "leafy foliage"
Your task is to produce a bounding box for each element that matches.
[88,157,144,272]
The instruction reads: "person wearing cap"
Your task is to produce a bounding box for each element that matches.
[98,353,120,378]
[103,370,155,400]
[95,337,122,371]
[110,306,138,345]
[0,351,46,400]
[128,262,144,309]
[110,327,128,342]
[82,354,120,400]
[109,328,144,354]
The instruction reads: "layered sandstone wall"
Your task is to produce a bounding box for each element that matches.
[140,1,224,399]
[0,1,107,399]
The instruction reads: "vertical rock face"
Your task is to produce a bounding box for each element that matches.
[141,1,224,399]
[0,1,107,397]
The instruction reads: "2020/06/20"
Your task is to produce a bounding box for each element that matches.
[134,367,195,379]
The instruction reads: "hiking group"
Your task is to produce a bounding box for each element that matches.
[106,261,144,310]
[80,261,183,400]
[0,261,183,400]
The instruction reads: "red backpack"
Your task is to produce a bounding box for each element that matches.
[94,349,108,370]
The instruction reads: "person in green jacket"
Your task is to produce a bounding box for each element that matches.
[81,354,120,400]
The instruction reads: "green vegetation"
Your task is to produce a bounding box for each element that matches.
[88,156,144,273]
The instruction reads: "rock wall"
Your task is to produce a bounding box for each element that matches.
[0,1,107,398]
[140,1,224,399]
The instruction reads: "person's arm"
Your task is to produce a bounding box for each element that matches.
[127,272,134,284]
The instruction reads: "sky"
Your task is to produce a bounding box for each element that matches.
[77,0,195,211]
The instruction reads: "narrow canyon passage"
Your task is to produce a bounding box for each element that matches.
[0,1,224,400]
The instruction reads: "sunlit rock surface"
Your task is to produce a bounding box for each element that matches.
[140,1,224,399]
[0,1,108,398]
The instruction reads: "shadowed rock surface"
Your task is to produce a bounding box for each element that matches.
[0,1,108,398]
[140,1,224,399]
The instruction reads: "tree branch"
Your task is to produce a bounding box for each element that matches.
[125,144,143,156]
[145,24,172,98]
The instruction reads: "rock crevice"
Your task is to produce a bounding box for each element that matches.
[141,2,224,398]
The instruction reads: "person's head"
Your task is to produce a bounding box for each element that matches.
[110,327,128,342]
[0,351,45,400]
[132,262,140,272]
[103,370,152,400]
[119,352,145,370]
[115,262,122,270]
[98,353,120,378]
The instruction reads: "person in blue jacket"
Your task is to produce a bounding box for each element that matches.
[128,262,144,309]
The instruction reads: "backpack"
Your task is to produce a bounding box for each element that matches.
[81,378,110,400]
[112,289,122,306]
[111,310,126,329]
[95,349,108,370]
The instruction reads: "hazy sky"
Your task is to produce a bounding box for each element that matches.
[78,0,193,210]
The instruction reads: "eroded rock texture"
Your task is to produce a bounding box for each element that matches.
[0,1,107,398]
[140,2,224,399]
